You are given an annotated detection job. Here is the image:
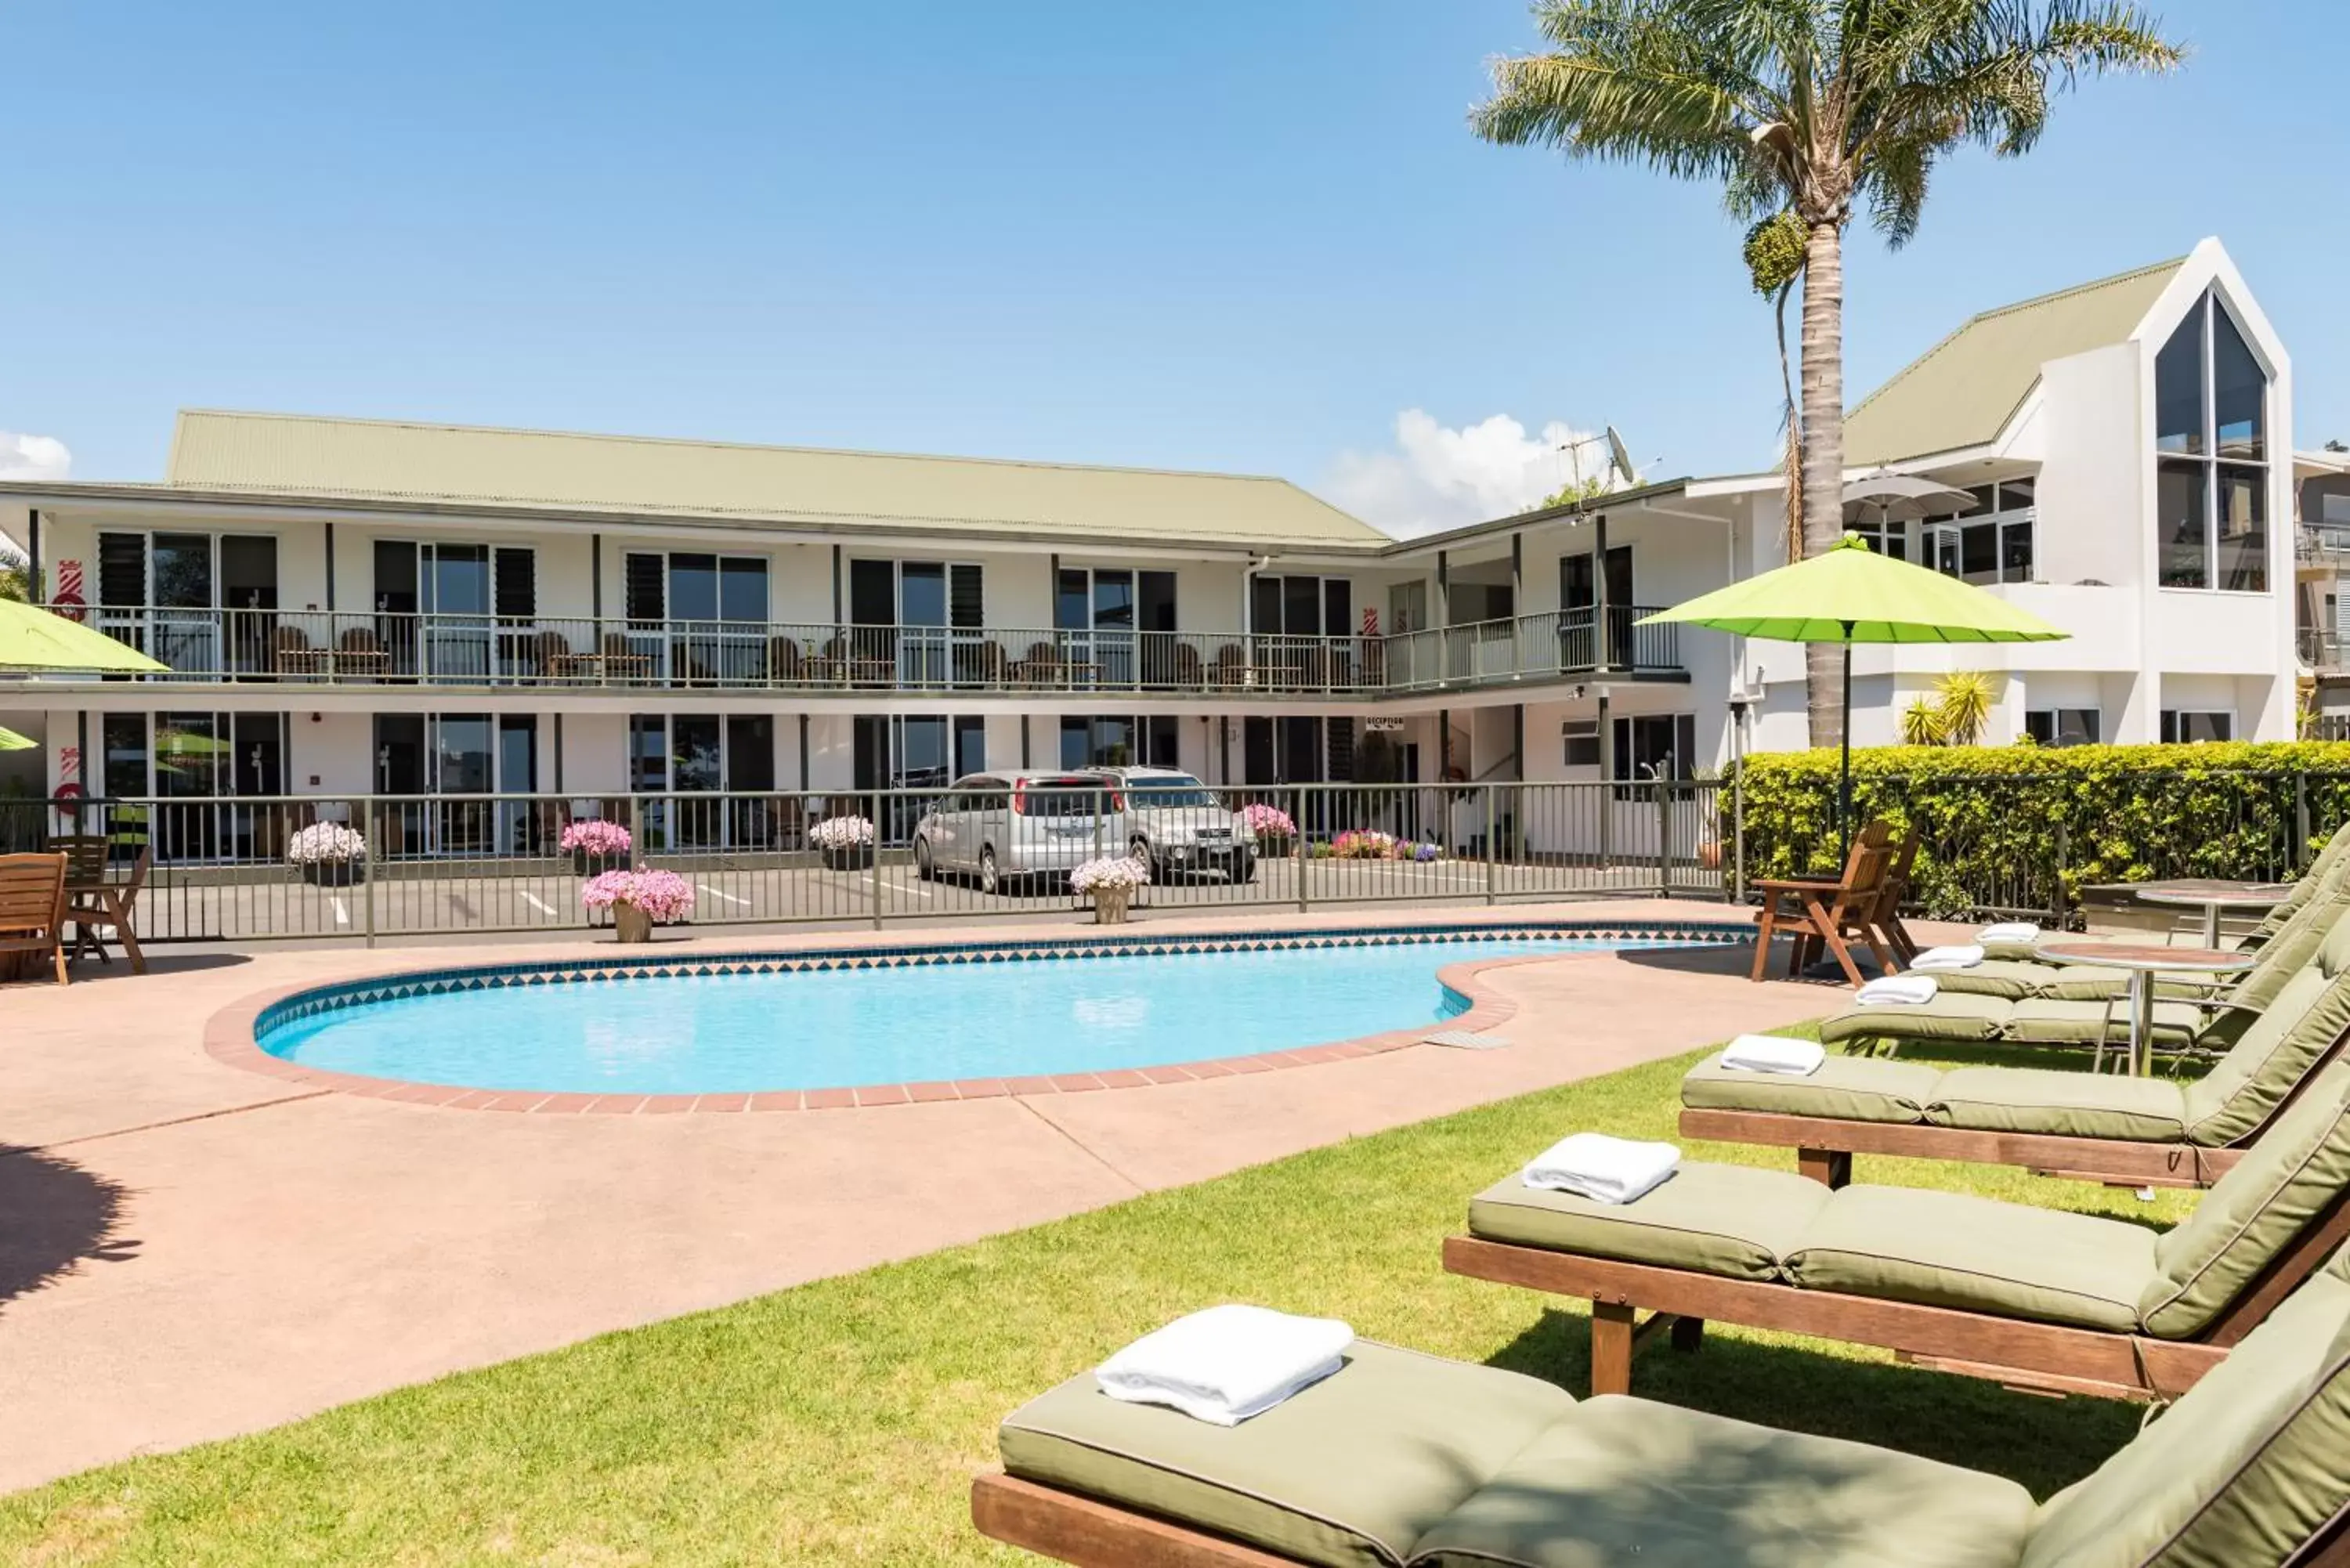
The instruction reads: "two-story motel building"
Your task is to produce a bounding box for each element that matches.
[0,237,2304,862]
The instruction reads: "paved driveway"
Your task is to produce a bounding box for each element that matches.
[0,899,1833,1492]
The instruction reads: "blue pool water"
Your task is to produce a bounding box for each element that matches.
[258,934,1705,1094]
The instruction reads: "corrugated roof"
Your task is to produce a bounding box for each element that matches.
[1842,256,2186,467]
[163,410,1391,550]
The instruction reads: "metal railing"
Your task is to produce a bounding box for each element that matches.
[2300,627,2346,671]
[23,604,1683,695]
[5,781,1728,945]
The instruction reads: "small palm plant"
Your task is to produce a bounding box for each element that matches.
[1934,671,1998,746]
[1900,697,1947,747]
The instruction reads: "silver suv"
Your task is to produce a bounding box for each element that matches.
[911,770,1130,895]
[1086,767,1257,883]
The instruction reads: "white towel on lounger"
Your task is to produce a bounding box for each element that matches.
[1096,1305,1354,1425]
[1522,1133,1680,1205]
[1911,944,1985,970]
[1978,922,2042,944]
[1855,974,1939,1006]
[1719,1034,1826,1076]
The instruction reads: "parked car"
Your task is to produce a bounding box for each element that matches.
[1086,766,1257,883]
[911,770,1130,895]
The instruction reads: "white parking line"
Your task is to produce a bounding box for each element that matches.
[331,896,350,927]
[519,891,559,916]
[696,882,751,907]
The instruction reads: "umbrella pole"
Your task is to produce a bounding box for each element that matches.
[1839,633,1853,864]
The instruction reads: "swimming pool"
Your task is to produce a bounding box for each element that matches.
[254,927,1730,1097]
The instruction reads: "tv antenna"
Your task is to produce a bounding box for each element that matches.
[1556,425,1639,500]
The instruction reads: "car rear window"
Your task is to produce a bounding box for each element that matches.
[1014,779,1119,817]
[1126,776,1220,809]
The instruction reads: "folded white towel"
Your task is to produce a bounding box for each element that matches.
[1911,944,1985,970]
[1719,1034,1827,1076]
[1855,974,1939,1006]
[1978,922,2042,944]
[1096,1305,1354,1425]
[1523,1133,1681,1205]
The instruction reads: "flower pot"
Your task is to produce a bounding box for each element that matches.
[824,844,875,872]
[1697,838,1724,871]
[300,859,364,887]
[572,851,624,877]
[1091,886,1132,925]
[613,903,653,944]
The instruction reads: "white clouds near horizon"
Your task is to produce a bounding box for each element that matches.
[0,433,70,482]
[1320,410,1628,538]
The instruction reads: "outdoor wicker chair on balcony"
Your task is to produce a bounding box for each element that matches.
[1171,641,1205,691]
[524,630,574,681]
[956,638,1009,690]
[600,632,656,683]
[332,627,392,679]
[1011,640,1065,688]
[1208,643,1247,690]
[271,625,331,677]
[768,636,804,687]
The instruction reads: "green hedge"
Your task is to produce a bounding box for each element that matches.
[1734,742,2350,919]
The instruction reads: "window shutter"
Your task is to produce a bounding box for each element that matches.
[98,533,147,606]
[1326,717,1356,782]
[624,554,665,624]
[494,549,537,619]
[949,564,984,629]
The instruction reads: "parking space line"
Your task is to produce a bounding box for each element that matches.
[519,891,559,916]
[696,883,751,907]
[331,896,349,927]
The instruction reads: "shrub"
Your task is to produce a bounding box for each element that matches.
[1735,741,2350,919]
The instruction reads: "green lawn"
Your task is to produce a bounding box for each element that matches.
[1,1032,2196,1566]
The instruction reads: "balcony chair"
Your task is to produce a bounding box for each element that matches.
[333,626,392,679]
[1172,641,1206,691]
[270,624,331,677]
[1012,640,1065,688]
[1209,643,1247,690]
[521,629,570,681]
[768,636,804,687]
[601,631,655,682]
[0,852,70,985]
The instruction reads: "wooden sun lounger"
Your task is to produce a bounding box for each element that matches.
[1676,1107,2246,1189]
[1441,1181,2350,1403]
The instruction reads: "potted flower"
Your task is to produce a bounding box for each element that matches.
[1239,802,1296,854]
[581,868,695,944]
[560,818,632,876]
[1070,854,1149,924]
[811,814,876,871]
[287,821,367,887]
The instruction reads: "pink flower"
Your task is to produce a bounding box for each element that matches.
[560,818,633,855]
[580,869,696,923]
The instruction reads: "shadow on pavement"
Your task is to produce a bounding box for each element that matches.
[0,1146,140,1310]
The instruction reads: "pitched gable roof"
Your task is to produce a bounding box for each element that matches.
[1842,256,2186,467]
[163,410,1392,551]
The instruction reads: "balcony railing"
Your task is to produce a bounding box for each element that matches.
[2301,627,2346,671]
[21,605,1683,698]
[2300,524,2350,565]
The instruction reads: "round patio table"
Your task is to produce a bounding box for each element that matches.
[2035,941,2252,1078]
[2132,880,2294,948]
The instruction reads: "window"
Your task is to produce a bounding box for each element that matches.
[1611,714,1697,781]
[2024,708,2100,747]
[1562,719,1601,768]
[2154,293,2269,591]
[626,712,780,847]
[1917,479,2036,587]
[1249,574,1351,638]
[2160,710,2234,743]
[1848,518,1907,562]
[1058,714,1177,769]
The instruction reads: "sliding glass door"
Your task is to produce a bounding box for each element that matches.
[1056,568,1173,688]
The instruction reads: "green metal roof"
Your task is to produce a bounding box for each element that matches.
[163,410,1392,551]
[1841,256,2186,467]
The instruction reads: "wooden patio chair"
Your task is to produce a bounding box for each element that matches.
[1010,640,1062,689]
[67,847,150,974]
[601,631,655,682]
[1171,641,1205,690]
[1868,825,1925,962]
[1749,821,1897,985]
[271,624,331,677]
[1208,643,1246,690]
[768,636,804,686]
[0,852,70,985]
[333,625,392,678]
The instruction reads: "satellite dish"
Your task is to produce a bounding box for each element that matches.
[1604,426,1636,486]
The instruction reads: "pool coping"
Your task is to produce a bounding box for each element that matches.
[202,917,1752,1113]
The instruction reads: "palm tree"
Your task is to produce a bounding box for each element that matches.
[1473,0,2182,747]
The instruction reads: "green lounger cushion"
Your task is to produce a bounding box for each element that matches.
[1467,1164,1830,1282]
[2019,1267,2350,1568]
[1817,991,2010,1046]
[1786,1185,2157,1332]
[2184,963,2350,1147]
[2139,1062,2350,1339]
[1923,959,2059,1002]
[999,1339,1574,1568]
[2003,996,2203,1049]
[1926,1066,2191,1143]
[1680,1053,1939,1125]
[1411,1395,2034,1568]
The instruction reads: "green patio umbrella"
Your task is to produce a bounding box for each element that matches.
[0,598,168,673]
[1637,533,2069,858]
[0,724,33,751]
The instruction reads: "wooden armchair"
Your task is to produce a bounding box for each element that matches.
[1209,644,1247,690]
[1172,641,1205,691]
[68,847,149,974]
[272,625,331,677]
[0,852,70,985]
[1750,822,1897,986]
[1011,640,1063,689]
[768,636,804,686]
[334,626,392,678]
[602,632,655,682]
[1868,826,1925,963]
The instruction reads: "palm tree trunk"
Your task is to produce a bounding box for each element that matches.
[1799,218,1847,751]
[1775,280,1803,567]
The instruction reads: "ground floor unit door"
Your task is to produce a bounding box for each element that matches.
[1058,714,1179,771]
[98,710,289,862]
[853,714,985,841]
[625,713,778,850]
[374,714,538,856]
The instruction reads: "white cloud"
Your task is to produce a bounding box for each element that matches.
[0,432,70,482]
[1321,410,1633,538]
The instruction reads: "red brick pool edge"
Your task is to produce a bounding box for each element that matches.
[199,945,1608,1115]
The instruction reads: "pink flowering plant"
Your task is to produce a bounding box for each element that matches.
[1330,829,1398,860]
[1069,854,1150,894]
[1238,802,1295,845]
[559,818,632,857]
[580,868,696,923]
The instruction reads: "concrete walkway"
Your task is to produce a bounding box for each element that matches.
[0,901,1836,1492]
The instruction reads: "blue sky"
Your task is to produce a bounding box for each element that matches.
[3,1,2341,535]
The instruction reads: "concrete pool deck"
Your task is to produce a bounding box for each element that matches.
[0,900,1838,1493]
